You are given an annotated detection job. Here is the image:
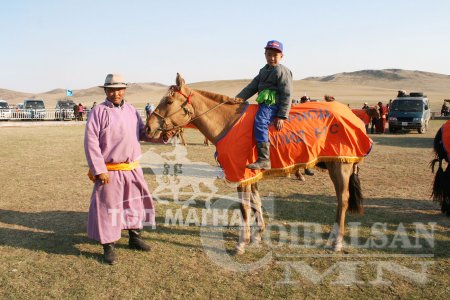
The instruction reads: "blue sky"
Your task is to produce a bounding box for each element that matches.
[1,0,449,93]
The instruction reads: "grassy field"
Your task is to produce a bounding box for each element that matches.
[1,120,449,299]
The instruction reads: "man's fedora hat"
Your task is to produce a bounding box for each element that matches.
[99,74,127,88]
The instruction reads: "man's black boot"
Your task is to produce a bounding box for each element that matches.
[128,230,151,251]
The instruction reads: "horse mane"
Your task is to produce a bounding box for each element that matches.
[193,89,245,105]
[165,84,245,105]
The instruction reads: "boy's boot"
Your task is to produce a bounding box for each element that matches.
[305,168,314,176]
[247,142,271,170]
[128,230,151,251]
[102,243,116,265]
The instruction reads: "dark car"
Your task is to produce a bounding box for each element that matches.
[55,99,76,120]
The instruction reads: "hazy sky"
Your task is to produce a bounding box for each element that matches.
[1,0,449,93]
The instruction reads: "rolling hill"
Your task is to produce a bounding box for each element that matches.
[1,69,449,109]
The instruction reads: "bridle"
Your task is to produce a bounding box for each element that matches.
[150,87,232,134]
[151,89,193,133]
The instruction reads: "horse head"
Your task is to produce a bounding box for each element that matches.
[146,73,194,141]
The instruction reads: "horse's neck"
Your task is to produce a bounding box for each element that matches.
[191,90,246,144]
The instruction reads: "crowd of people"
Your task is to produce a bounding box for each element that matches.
[73,103,86,121]
[362,101,389,134]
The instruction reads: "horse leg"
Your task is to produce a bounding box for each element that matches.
[326,162,353,251]
[250,182,265,244]
[294,169,306,181]
[235,185,251,255]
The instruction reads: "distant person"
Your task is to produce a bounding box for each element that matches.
[441,102,449,117]
[324,95,335,102]
[362,102,369,109]
[84,73,165,265]
[78,103,85,121]
[87,102,96,120]
[235,40,293,170]
[145,103,155,119]
[376,101,388,134]
[300,96,310,104]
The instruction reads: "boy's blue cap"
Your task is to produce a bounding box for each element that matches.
[265,40,283,52]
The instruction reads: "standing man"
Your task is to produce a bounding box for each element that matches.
[377,101,388,134]
[85,74,162,264]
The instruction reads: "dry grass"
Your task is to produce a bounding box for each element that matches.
[1,121,450,299]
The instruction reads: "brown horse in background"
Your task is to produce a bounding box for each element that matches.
[146,73,364,254]
[366,107,380,134]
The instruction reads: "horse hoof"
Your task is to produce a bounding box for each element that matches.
[250,236,262,247]
[295,173,306,181]
[233,245,246,256]
[334,242,343,252]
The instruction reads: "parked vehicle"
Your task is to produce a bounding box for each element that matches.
[23,99,46,119]
[55,99,76,120]
[0,100,11,119]
[388,92,431,134]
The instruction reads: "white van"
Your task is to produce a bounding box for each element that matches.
[0,100,11,119]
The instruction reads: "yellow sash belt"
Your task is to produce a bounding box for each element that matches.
[87,161,140,182]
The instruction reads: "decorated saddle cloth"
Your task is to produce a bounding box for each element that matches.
[441,120,450,160]
[216,102,373,186]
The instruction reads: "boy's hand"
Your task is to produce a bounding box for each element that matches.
[274,118,284,131]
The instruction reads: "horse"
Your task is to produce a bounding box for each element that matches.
[431,120,450,216]
[146,73,365,254]
[365,107,380,134]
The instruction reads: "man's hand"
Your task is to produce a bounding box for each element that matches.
[274,117,285,131]
[97,172,110,185]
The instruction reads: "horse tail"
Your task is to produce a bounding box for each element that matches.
[430,128,450,215]
[348,164,364,215]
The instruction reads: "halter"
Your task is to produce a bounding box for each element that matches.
[151,88,232,134]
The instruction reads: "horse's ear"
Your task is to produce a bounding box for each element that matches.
[176,73,185,89]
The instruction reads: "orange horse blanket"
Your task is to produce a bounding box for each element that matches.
[216,102,373,186]
[441,120,450,160]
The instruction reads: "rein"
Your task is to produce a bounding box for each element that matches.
[152,89,232,133]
